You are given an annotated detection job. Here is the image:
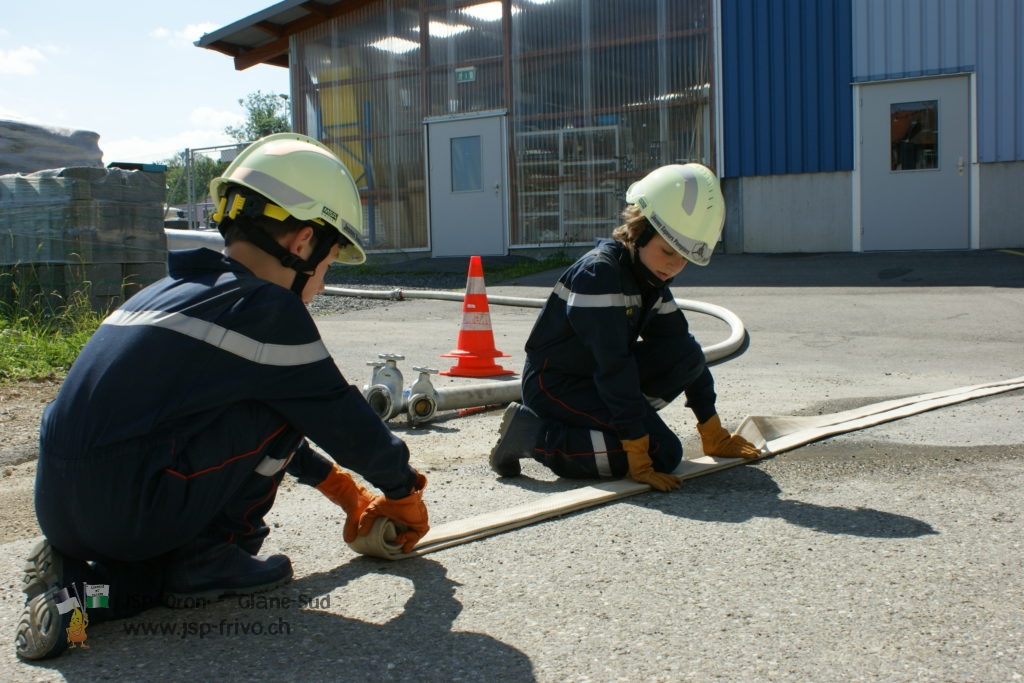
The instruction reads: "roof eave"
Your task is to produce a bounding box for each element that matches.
[194,0,366,71]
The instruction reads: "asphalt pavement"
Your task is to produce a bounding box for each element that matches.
[3,248,1023,682]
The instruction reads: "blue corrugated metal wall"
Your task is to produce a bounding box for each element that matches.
[982,0,1024,162]
[852,0,1024,163]
[851,0,976,80]
[720,0,854,178]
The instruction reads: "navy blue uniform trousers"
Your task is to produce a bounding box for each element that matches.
[35,402,301,618]
[523,335,705,479]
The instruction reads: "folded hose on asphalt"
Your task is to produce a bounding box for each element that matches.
[326,286,1024,559]
[348,375,1024,559]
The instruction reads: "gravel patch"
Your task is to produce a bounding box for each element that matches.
[310,270,472,317]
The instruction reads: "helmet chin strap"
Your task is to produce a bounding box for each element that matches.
[221,189,338,296]
[289,271,312,296]
[287,227,338,295]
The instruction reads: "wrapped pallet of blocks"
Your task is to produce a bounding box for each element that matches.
[0,166,168,313]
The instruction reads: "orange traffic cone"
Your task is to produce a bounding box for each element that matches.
[440,256,515,377]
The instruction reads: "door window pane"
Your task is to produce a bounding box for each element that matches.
[451,135,482,192]
[891,100,938,171]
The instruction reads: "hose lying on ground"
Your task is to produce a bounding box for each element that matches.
[349,375,1024,559]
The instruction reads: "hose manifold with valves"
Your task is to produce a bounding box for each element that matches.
[362,353,405,422]
[406,366,440,426]
[362,355,523,426]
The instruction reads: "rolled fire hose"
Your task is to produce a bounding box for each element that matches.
[325,286,543,309]
[322,286,745,364]
[348,375,1024,559]
[165,228,224,250]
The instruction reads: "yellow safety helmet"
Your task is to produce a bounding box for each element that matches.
[210,132,366,265]
[625,163,725,266]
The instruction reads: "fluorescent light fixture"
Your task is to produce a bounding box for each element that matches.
[461,1,518,21]
[368,36,420,54]
[625,84,710,108]
[412,21,472,38]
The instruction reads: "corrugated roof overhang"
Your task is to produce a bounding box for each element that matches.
[195,0,368,70]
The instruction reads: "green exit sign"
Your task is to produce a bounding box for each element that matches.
[455,67,476,83]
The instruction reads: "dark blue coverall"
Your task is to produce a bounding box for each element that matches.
[522,239,718,479]
[35,247,416,616]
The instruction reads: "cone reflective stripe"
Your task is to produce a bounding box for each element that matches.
[441,256,515,377]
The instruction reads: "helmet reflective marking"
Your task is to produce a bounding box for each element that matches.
[625,163,725,266]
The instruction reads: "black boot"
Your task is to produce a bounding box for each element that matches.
[236,523,270,555]
[489,402,542,477]
[163,535,292,604]
[15,538,82,661]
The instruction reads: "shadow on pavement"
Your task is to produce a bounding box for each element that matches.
[637,465,937,539]
[20,558,535,682]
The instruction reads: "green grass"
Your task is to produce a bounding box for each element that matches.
[0,284,105,384]
[485,252,574,282]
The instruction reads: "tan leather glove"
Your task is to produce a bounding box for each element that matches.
[315,463,374,543]
[357,471,430,553]
[621,436,681,492]
[697,414,761,459]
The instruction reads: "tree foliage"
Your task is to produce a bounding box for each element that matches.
[161,91,291,215]
[164,153,227,206]
[224,90,291,143]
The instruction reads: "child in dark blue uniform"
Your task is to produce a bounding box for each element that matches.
[16,134,429,661]
[490,164,759,489]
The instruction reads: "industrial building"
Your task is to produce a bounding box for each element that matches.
[198,0,1023,258]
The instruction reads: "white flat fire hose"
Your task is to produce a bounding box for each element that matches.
[349,375,1024,559]
[317,278,1021,559]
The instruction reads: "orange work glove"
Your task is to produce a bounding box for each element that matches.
[621,436,681,492]
[315,464,374,543]
[697,414,761,459]
[357,471,430,553]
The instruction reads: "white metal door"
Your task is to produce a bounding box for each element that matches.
[427,113,507,257]
[859,76,970,250]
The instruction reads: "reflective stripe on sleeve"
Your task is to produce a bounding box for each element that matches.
[103,309,330,367]
[553,282,642,309]
[653,297,679,315]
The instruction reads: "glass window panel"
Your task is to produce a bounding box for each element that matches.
[451,136,482,192]
[891,100,938,171]
[292,1,429,251]
[427,60,505,117]
[424,2,506,117]
[510,0,711,246]
[427,4,504,66]
[290,0,715,250]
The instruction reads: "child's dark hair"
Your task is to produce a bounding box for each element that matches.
[221,211,305,247]
[612,204,652,246]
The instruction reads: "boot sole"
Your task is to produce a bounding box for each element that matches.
[22,538,62,600]
[489,404,524,477]
[14,589,67,660]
